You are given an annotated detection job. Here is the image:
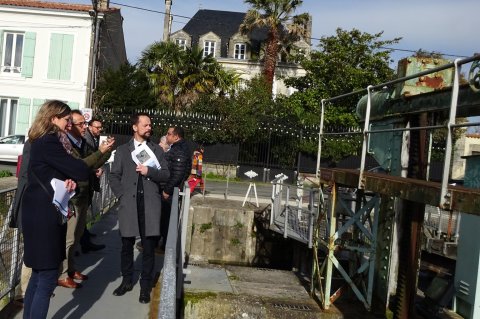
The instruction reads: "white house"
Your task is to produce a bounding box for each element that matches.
[0,0,126,137]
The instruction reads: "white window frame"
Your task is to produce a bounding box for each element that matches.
[0,98,19,136]
[1,32,24,75]
[175,38,187,50]
[234,43,246,60]
[203,41,215,57]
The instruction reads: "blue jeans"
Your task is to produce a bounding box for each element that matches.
[23,268,58,319]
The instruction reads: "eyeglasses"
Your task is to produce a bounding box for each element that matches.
[91,125,103,130]
[73,121,87,127]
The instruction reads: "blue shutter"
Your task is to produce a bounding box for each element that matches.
[21,32,36,78]
[47,33,74,80]
[16,98,31,135]
[47,34,63,80]
[31,99,45,122]
[59,34,73,80]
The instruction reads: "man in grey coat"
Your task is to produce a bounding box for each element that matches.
[109,113,169,303]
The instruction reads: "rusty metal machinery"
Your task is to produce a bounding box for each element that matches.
[316,54,480,318]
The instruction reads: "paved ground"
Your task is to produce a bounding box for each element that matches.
[6,204,161,319]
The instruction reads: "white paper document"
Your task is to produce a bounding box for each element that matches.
[131,144,161,169]
[50,178,76,216]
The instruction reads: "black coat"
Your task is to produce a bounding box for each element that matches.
[21,134,89,270]
[164,139,191,195]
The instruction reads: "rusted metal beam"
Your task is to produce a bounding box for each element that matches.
[320,168,480,215]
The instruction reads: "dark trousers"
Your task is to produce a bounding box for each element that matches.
[23,268,58,319]
[120,175,158,291]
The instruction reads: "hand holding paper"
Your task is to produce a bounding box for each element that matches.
[50,178,76,217]
[131,144,161,169]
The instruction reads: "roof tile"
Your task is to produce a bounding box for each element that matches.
[0,0,118,13]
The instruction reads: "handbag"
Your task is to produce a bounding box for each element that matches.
[31,171,75,225]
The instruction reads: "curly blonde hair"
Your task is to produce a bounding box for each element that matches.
[28,100,71,142]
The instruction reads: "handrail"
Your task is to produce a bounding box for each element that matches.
[158,182,191,319]
[159,187,180,319]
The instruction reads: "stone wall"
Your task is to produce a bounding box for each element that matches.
[186,197,256,265]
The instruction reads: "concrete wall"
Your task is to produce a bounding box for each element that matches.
[186,197,256,265]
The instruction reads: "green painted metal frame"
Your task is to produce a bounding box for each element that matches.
[319,182,380,310]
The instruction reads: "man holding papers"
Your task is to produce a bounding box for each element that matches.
[109,113,169,304]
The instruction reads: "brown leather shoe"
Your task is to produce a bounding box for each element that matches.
[57,277,81,288]
[69,271,88,281]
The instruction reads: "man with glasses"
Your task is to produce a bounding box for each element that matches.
[85,118,103,150]
[57,110,114,288]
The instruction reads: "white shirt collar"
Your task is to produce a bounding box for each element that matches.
[67,133,82,148]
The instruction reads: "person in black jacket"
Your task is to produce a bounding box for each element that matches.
[160,126,191,251]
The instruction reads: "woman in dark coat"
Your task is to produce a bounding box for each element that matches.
[21,100,89,319]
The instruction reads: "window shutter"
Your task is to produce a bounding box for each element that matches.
[16,98,31,135]
[21,32,36,78]
[47,34,63,79]
[47,34,74,80]
[30,98,45,122]
[59,34,73,80]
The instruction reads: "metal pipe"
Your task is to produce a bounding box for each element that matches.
[358,86,373,189]
[284,186,290,238]
[440,59,462,210]
[316,99,326,178]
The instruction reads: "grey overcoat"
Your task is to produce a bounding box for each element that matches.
[109,139,170,237]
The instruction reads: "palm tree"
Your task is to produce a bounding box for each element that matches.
[138,41,185,109]
[139,42,239,110]
[240,0,310,92]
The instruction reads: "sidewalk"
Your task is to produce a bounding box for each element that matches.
[9,204,162,319]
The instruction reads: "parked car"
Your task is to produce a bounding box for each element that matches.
[0,135,25,162]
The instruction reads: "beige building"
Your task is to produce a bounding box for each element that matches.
[168,9,310,97]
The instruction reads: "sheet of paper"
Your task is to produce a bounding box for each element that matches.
[50,178,76,216]
[131,144,161,169]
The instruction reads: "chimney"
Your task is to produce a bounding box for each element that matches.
[163,0,172,42]
[98,0,110,10]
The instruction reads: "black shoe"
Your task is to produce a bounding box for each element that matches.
[113,281,133,296]
[139,289,150,304]
[81,243,106,254]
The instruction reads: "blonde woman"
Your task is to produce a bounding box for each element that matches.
[21,100,89,319]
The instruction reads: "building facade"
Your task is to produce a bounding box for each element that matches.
[169,9,310,97]
[0,0,126,137]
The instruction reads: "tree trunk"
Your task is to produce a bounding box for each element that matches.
[263,29,279,94]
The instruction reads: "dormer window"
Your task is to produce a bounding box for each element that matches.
[203,41,215,57]
[175,38,186,50]
[234,43,246,60]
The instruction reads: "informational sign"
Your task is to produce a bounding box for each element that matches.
[81,108,93,122]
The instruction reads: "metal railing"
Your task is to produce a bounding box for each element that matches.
[0,163,116,311]
[158,183,191,319]
[269,174,319,248]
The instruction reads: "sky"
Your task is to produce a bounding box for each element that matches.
[49,0,478,65]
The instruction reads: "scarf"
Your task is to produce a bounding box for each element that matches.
[57,131,73,155]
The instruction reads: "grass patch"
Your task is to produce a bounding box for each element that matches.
[183,291,217,307]
[199,222,212,233]
[230,238,240,246]
[205,172,240,182]
[233,221,244,230]
[0,170,13,178]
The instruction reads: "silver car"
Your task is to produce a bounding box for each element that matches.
[0,135,25,162]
